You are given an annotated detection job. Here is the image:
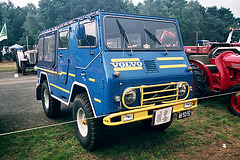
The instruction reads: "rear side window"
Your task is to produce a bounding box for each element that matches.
[58,30,69,49]
[38,38,43,61]
[37,32,56,67]
[44,35,56,62]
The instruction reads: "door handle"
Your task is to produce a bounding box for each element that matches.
[59,53,63,57]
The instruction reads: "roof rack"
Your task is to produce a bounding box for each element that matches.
[39,11,99,36]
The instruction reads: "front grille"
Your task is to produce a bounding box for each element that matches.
[143,59,158,72]
[29,52,36,64]
[142,83,177,106]
[122,82,189,109]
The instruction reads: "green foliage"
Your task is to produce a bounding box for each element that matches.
[0,0,239,48]
[0,98,239,159]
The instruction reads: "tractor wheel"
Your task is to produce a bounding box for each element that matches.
[226,85,240,117]
[72,93,105,151]
[191,64,207,98]
[208,47,226,59]
[22,62,26,75]
[41,80,61,118]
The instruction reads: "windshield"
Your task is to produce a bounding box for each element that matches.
[231,30,240,43]
[104,16,181,50]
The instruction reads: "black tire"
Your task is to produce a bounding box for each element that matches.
[73,93,105,151]
[226,85,240,117]
[191,64,208,98]
[41,81,61,118]
[141,117,172,132]
[22,62,26,75]
[208,47,226,59]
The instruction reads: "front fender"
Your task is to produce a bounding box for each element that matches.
[189,59,212,87]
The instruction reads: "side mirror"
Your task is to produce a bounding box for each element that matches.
[76,24,85,40]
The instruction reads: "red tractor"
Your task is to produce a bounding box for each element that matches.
[184,28,240,55]
[190,49,240,116]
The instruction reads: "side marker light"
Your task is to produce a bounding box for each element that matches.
[113,71,120,77]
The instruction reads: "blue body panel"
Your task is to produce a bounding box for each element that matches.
[37,11,193,118]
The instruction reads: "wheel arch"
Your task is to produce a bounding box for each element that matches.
[36,72,49,100]
[69,82,97,118]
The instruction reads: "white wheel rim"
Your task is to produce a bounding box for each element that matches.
[43,89,49,109]
[77,108,88,137]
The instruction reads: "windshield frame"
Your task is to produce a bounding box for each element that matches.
[103,15,182,51]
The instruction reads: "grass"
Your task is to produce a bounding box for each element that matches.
[0,61,16,72]
[0,97,240,159]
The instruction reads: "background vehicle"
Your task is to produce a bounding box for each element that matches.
[190,49,240,116]
[36,11,197,150]
[185,28,240,55]
[184,40,230,55]
[16,46,37,74]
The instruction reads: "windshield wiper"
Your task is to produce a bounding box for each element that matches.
[116,20,133,55]
[116,20,129,45]
[144,29,168,55]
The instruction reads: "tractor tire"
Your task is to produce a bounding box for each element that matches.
[208,47,226,59]
[226,85,240,117]
[22,62,26,75]
[191,64,207,98]
[41,81,61,118]
[72,93,105,151]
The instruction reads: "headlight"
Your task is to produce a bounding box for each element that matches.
[124,89,137,105]
[178,83,187,97]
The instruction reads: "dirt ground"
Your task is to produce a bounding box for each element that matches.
[0,61,16,72]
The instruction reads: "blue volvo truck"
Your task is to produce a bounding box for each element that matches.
[36,11,197,150]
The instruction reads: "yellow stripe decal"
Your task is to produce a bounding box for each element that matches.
[50,83,70,93]
[159,64,187,69]
[114,67,143,71]
[157,57,184,61]
[69,73,75,77]
[58,72,67,76]
[111,58,140,62]
[37,67,57,74]
[38,67,75,77]
[94,98,101,103]
[89,78,95,82]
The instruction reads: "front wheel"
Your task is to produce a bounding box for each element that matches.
[226,85,240,117]
[41,81,61,118]
[73,93,105,151]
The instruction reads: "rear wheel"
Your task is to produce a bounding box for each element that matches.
[41,81,61,118]
[191,64,207,98]
[22,62,26,75]
[73,93,105,151]
[226,85,240,117]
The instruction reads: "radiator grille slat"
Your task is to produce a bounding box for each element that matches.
[142,83,177,105]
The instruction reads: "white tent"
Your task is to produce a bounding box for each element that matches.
[8,44,23,51]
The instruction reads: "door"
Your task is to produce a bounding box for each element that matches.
[57,28,70,84]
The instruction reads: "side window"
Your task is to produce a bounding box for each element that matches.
[78,21,97,47]
[58,30,69,49]
[38,38,44,61]
[44,35,56,62]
